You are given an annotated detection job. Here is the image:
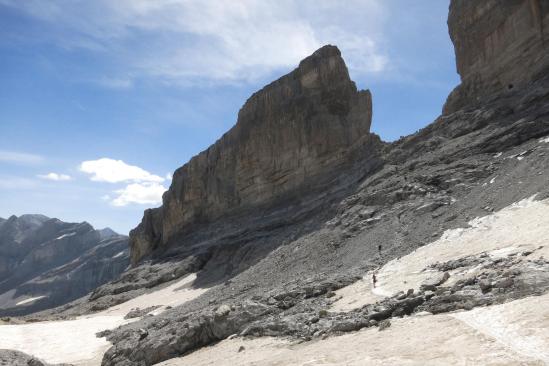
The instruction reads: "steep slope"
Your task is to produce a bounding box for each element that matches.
[0,216,129,316]
[97,71,549,365]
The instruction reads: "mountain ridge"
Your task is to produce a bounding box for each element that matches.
[0,214,129,316]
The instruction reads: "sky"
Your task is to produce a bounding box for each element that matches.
[0,0,459,234]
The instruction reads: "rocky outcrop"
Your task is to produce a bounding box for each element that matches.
[0,215,129,316]
[130,45,378,264]
[443,0,549,114]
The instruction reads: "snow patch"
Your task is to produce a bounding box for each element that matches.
[15,296,46,306]
[0,316,126,365]
[56,232,76,240]
[539,136,549,143]
[453,294,549,364]
[112,251,125,259]
[0,273,208,365]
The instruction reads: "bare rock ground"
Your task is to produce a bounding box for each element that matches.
[157,294,549,366]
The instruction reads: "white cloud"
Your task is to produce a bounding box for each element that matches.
[38,172,72,181]
[1,0,389,85]
[79,158,165,183]
[111,182,166,207]
[79,158,168,206]
[165,173,172,181]
[0,150,44,164]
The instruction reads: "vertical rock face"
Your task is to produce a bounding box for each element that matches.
[130,45,376,264]
[444,0,549,114]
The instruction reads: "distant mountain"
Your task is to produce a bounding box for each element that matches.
[0,215,129,316]
[98,227,119,240]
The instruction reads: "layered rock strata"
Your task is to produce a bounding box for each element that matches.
[444,0,549,114]
[130,45,377,264]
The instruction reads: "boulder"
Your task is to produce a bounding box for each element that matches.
[420,272,450,291]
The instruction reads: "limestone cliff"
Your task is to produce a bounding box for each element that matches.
[444,0,549,114]
[130,45,376,264]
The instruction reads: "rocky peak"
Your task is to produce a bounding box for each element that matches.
[444,0,549,114]
[98,227,119,240]
[130,45,377,264]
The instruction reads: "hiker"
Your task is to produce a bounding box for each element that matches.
[372,272,377,288]
[378,244,382,255]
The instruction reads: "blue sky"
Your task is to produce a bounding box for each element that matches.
[0,0,459,234]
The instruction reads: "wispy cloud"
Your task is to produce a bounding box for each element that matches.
[1,0,389,86]
[37,172,72,181]
[0,150,44,164]
[79,158,165,183]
